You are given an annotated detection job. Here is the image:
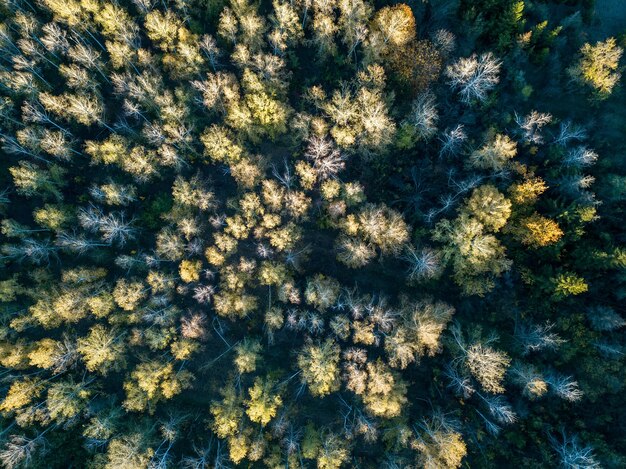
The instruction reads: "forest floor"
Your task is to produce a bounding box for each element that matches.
[591,0,626,39]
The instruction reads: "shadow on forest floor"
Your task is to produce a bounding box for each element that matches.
[590,0,626,40]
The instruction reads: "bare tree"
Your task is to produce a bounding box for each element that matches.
[56,232,110,253]
[41,23,70,54]
[546,373,583,402]
[0,434,47,469]
[510,363,548,399]
[180,442,214,469]
[439,125,467,158]
[593,341,624,359]
[199,35,221,70]
[514,322,564,355]
[445,53,501,104]
[2,238,57,264]
[477,394,517,425]
[549,431,601,469]
[443,364,475,399]
[402,245,443,282]
[586,306,625,331]
[562,146,598,167]
[475,409,502,436]
[556,173,595,198]
[553,121,587,146]
[432,29,456,56]
[514,110,552,144]
[304,136,345,181]
[78,205,136,246]
[404,91,439,141]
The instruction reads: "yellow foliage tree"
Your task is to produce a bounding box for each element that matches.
[245,377,282,426]
[569,38,623,99]
[513,213,563,247]
[297,339,341,397]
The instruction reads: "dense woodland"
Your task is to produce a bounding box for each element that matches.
[0,0,624,467]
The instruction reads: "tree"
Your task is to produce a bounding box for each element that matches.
[179,259,202,283]
[39,92,104,126]
[386,40,442,94]
[113,279,146,311]
[569,38,623,100]
[32,204,72,231]
[356,204,409,255]
[46,380,91,423]
[0,378,43,415]
[317,433,349,469]
[563,146,598,168]
[553,273,588,299]
[469,134,517,171]
[210,386,244,439]
[510,363,548,399]
[91,183,137,206]
[213,290,258,319]
[459,0,524,50]
[123,361,193,413]
[172,175,215,211]
[305,275,340,311]
[515,111,552,144]
[370,4,415,49]
[0,276,21,302]
[9,162,66,200]
[514,322,564,355]
[508,177,547,205]
[439,125,467,158]
[310,8,338,59]
[144,10,203,77]
[28,338,76,372]
[0,434,47,469]
[157,229,186,261]
[269,0,303,54]
[353,85,396,154]
[226,69,291,142]
[318,70,396,154]
[361,359,408,418]
[466,344,510,393]
[546,374,583,402]
[433,213,511,296]
[78,207,136,246]
[399,91,439,146]
[511,213,563,247]
[385,299,455,369]
[105,433,155,469]
[77,325,126,375]
[336,235,377,268]
[227,433,251,464]
[85,135,128,165]
[414,416,467,469]
[234,339,262,374]
[297,339,341,397]
[304,136,345,182]
[201,125,245,164]
[463,185,511,232]
[144,10,182,48]
[337,0,371,59]
[245,377,282,426]
[549,432,601,469]
[258,260,289,286]
[446,53,501,104]
[586,306,625,332]
[402,246,444,282]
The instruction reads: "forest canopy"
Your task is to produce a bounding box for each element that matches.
[0,0,625,468]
